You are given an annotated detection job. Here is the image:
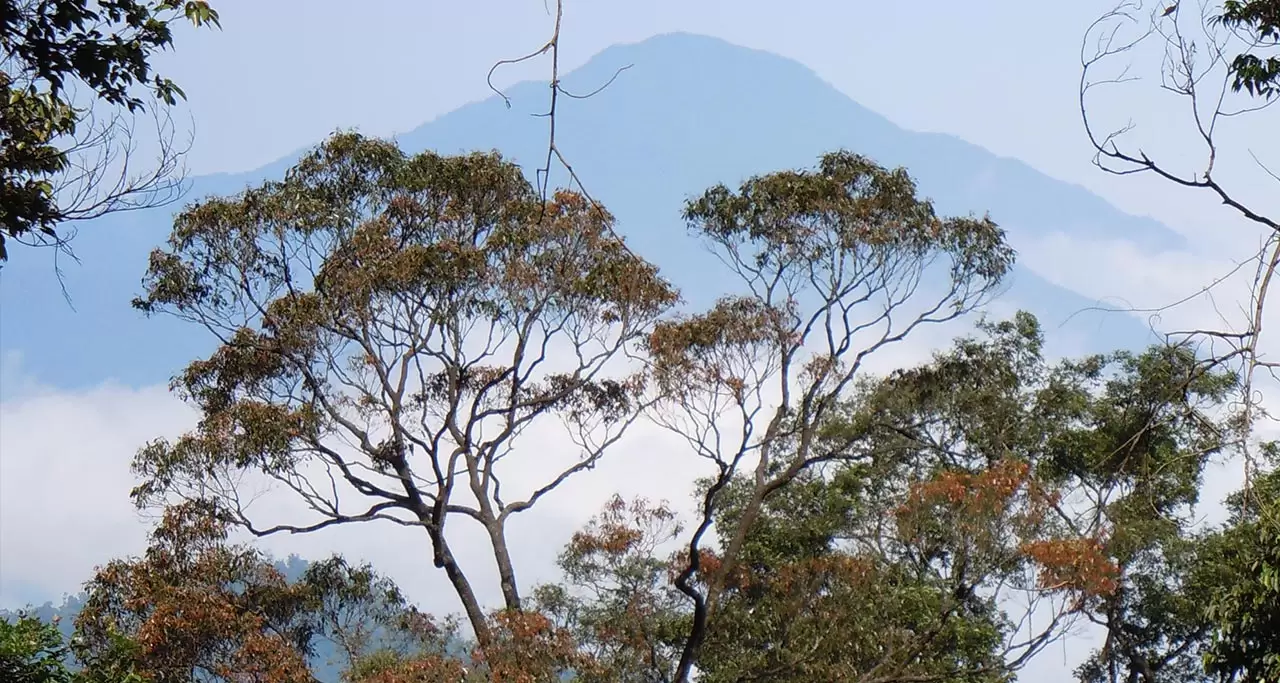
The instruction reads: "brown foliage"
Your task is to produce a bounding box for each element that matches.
[1020,537,1120,598]
[73,503,315,683]
[473,610,601,683]
[130,132,678,646]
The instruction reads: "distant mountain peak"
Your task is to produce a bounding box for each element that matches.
[1,32,1175,390]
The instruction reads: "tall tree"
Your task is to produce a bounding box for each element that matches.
[129,131,678,649]
[0,0,219,265]
[644,150,1016,681]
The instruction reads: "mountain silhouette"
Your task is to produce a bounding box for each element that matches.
[0,32,1164,392]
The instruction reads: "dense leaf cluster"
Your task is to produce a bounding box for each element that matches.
[6,128,1277,683]
[0,0,218,261]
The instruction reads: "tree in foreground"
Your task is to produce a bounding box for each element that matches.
[130,131,679,648]
[646,149,1016,679]
[536,312,1247,683]
[0,0,220,265]
[53,311,1277,682]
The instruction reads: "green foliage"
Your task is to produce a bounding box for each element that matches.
[811,313,1238,682]
[527,312,1249,682]
[846,314,1258,683]
[1217,0,1280,98]
[696,469,1014,683]
[0,615,74,683]
[1203,463,1280,682]
[0,0,219,261]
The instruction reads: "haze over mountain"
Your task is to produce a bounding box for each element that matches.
[0,33,1228,683]
[0,32,1171,395]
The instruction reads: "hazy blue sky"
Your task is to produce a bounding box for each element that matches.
[1,3,1276,681]
[155,0,1273,247]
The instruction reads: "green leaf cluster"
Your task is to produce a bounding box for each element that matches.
[0,0,219,260]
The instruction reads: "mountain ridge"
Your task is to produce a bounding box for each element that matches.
[0,31,1167,393]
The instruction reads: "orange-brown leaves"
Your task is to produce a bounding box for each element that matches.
[1020,537,1120,598]
[533,496,687,681]
[896,461,1119,599]
[771,555,875,593]
[75,505,316,683]
[897,459,1050,534]
[473,610,600,683]
[902,459,1036,518]
[566,495,681,568]
[648,296,793,395]
[571,524,644,557]
[895,459,1060,586]
[76,505,458,683]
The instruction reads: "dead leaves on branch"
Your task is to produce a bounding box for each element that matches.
[896,458,1121,599]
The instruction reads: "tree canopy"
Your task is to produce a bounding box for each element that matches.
[6,16,1278,673]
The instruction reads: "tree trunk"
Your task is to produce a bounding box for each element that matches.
[487,521,522,610]
[426,520,493,648]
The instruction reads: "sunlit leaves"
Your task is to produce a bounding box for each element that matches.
[0,0,219,260]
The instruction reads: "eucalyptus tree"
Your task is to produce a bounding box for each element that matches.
[130,132,678,648]
[644,150,1016,681]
